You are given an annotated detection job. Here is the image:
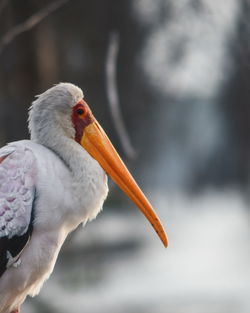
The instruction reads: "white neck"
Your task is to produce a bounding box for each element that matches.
[54,136,95,180]
[32,125,108,227]
[34,126,95,180]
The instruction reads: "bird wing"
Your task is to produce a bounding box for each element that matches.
[0,144,36,277]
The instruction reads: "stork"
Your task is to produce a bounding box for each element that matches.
[0,83,168,313]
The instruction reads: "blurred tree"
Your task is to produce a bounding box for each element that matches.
[222,0,250,189]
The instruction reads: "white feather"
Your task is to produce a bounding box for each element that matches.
[0,145,36,239]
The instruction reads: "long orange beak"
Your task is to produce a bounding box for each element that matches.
[80,120,168,247]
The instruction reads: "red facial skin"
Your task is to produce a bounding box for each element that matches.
[72,100,94,143]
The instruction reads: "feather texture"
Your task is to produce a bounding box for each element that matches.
[0,145,36,277]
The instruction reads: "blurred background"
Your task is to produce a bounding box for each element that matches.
[0,0,250,312]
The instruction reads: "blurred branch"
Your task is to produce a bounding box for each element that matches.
[0,0,70,55]
[105,31,137,160]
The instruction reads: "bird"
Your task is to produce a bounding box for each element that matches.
[0,83,168,313]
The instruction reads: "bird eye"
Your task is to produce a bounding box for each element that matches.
[76,108,85,116]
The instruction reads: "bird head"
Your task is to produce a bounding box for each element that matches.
[29,83,168,247]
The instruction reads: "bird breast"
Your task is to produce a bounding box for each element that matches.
[16,140,109,233]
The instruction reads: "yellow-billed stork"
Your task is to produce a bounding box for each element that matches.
[0,83,168,313]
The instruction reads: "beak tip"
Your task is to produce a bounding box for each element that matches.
[162,234,169,248]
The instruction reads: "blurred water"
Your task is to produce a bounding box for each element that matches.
[23,191,250,313]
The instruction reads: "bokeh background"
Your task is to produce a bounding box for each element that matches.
[0,0,250,312]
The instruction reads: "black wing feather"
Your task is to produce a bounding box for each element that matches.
[0,221,33,277]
